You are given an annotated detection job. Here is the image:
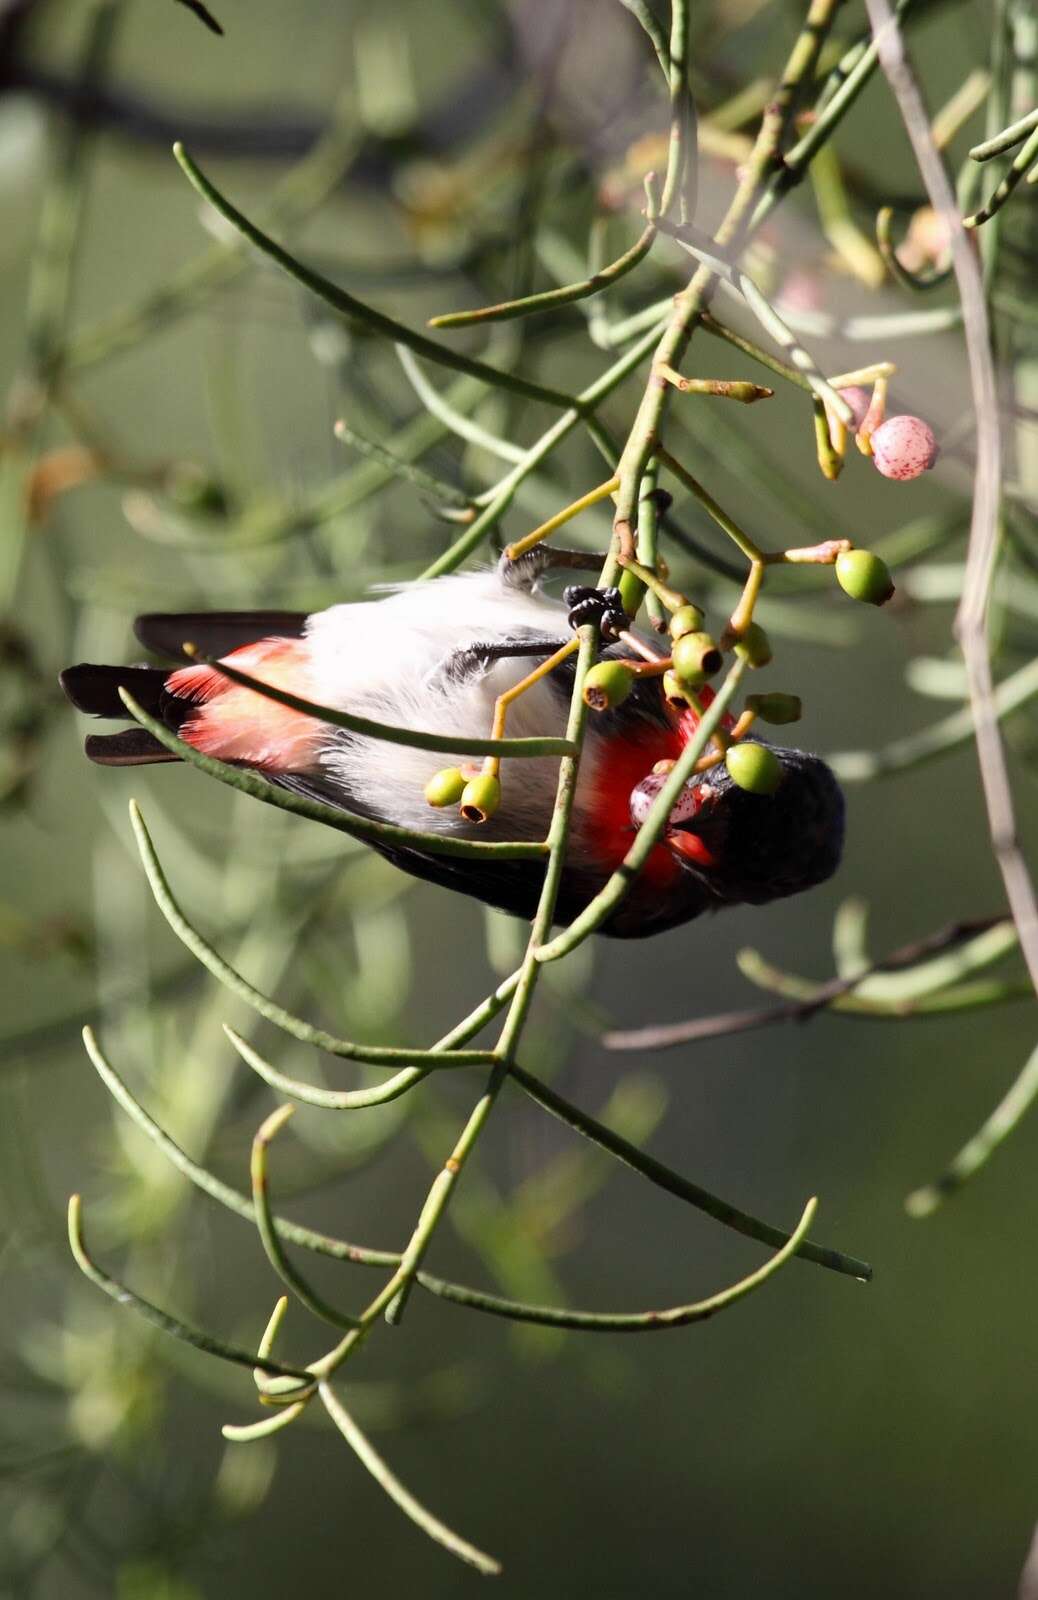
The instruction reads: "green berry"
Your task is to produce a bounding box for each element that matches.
[662,670,693,708]
[725,741,782,795]
[835,549,895,606]
[424,767,467,807]
[668,603,706,640]
[732,622,773,668]
[459,773,502,824]
[671,630,722,687]
[582,661,635,711]
[745,692,802,725]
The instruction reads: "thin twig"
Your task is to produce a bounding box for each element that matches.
[866,0,1038,995]
[603,917,1014,1050]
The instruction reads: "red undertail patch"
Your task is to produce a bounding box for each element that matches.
[167,637,321,771]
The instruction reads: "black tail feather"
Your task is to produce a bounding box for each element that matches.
[60,663,173,720]
[61,662,191,767]
[134,610,307,661]
[85,728,179,766]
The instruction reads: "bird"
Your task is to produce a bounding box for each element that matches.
[60,550,844,939]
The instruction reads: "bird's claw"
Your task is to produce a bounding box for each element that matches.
[563,585,629,640]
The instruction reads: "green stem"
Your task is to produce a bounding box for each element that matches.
[905,1039,1038,1216]
[964,123,1038,226]
[656,219,853,423]
[875,205,953,291]
[428,226,657,329]
[68,1194,312,1383]
[182,648,576,759]
[173,143,583,412]
[381,627,600,1327]
[224,1026,460,1109]
[417,1196,818,1330]
[655,445,765,563]
[81,1025,400,1265]
[250,1107,360,1328]
[610,0,842,561]
[129,801,498,1068]
[120,698,548,861]
[536,656,747,958]
[618,0,671,77]
[332,419,472,508]
[751,0,915,232]
[319,1382,501,1576]
[420,317,665,578]
[660,0,696,222]
[395,345,527,465]
[507,1065,871,1279]
[969,104,1038,160]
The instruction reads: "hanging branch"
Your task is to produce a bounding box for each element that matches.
[904,1041,1038,1216]
[414,1197,819,1330]
[428,225,658,329]
[172,143,583,412]
[177,644,578,759]
[120,702,548,860]
[129,801,503,1067]
[603,916,1017,1049]
[68,1195,313,1384]
[66,0,1038,1573]
[863,0,1038,1002]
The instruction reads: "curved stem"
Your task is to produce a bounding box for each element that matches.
[68,1194,313,1383]
[224,1026,438,1109]
[251,1107,360,1328]
[173,143,580,412]
[905,1040,1038,1216]
[417,1196,818,1329]
[969,104,1038,160]
[130,801,497,1067]
[507,1065,871,1280]
[964,122,1038,226]
[536,656,747,958]
[319,1382,501,1576]
[179,647,576,760]
[120,698,548,861]
[875,205,952,290]
[429,225,657,329]
[331,418,473,510]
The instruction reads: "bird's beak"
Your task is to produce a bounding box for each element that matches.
[665,827,719,870]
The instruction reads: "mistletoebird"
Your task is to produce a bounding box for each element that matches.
[61,551,844,938]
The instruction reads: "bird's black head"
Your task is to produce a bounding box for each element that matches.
[666,745,845,908]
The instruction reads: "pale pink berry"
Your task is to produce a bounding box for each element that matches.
[630,773,700,830]
[838,386,872,431]
[899,207,951,272]
[776,268,822,313]
[870,415,938,481]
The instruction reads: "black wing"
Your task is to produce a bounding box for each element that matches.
[134,611,308,661]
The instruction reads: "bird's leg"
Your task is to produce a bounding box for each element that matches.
[437,637,568,687]
[498,543,606,594]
